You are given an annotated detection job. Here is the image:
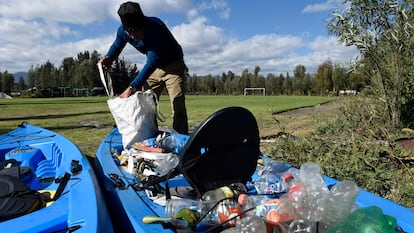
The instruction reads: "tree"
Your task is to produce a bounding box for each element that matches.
[294,64,306,95]
[328,0,414,127]
[17,76,26,92]
[60,57,76,87]
[37,61,58,89]
[27,67,36,92]
[1,71,14,94]
[315,59,333,94]
[241,68,251,91]
[332,64,348,92]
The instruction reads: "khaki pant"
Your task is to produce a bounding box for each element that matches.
[144,59,189,135]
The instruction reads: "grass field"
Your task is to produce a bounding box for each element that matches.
[0,95,334,157]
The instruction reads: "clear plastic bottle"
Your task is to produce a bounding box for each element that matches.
[238,193,273,218]
[216,199,242,227]
[220,215,267,233]
[165,198,202,218]
[162,130,190,154]
[152,153,179,176]
[268,192,299,223]
[294,162,329,222]
[248,172,284,195]
[201,183,246,202]
[318,180,360,232]
[162,136,176,153]
[283,172,299,192]
[201,186,234,202]
[288,219,316,233]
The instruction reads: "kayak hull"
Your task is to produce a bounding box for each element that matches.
[0,123,113,233]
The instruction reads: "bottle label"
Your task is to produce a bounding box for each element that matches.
[217,202,242,226]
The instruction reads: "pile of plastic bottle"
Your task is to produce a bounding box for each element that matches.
[120,132,399,233]
[165,160,399,233]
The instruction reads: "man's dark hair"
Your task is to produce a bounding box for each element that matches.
[117,1,146,31]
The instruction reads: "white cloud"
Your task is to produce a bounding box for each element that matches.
[198,0,231,19]
[0,0,357,77]
[0,0,108,24]
[137,0,193,15]
[302,0,342,13]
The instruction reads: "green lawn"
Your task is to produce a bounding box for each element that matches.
[0,95,334,156]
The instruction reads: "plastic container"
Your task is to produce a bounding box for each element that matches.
[152,153,179,176]
[165,198,214,220]
[220,215,267,233]
[201,186,235,202]
[248,161,292,195]
[162,130,190,154]
[288,219,316,233]
[283,172,301,192]
[217,199,242,226]
[318,180,360,231]
[201,183,247,202]
[295,162,329,221]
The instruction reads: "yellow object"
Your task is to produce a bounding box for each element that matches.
[39,190,56,207]
[174,208,200,227]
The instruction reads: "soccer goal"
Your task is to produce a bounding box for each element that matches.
[244,88,265,96]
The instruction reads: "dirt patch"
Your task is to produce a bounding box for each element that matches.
[270,102,414,154]
[260,101,338,138]
[275,101,337,117]
[396,138,414,153]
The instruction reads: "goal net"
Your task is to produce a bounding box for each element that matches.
[244,88,265,96]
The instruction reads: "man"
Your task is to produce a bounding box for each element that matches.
[99,1,189,135]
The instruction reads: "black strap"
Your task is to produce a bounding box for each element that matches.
[165,168,178,201]
[53,172,71,201]
[138,167,180,189]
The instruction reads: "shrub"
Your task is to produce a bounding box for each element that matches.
[263,96,414,209]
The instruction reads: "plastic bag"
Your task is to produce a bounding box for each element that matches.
[107,90,158,148]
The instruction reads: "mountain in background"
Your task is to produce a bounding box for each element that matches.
[13,72,28,83]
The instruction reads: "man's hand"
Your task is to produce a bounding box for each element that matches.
[98,56,112,68]
[120,87,132,98]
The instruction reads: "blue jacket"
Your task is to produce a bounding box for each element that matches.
[106,16,184,88]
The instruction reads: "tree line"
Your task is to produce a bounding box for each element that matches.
[1,50,365,97]
[1,0,412,128]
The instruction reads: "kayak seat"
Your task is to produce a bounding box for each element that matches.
[178,106,261,198]
[36,143,62,169]
[35,144,62,182]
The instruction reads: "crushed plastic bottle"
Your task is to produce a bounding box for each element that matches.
[318,180,360,232]
[268,191,300,223]
[199,184,247,227]
[165,198,214,219]
[294,162,329,222]
[161,130,190,154]
[152,153,179,176]
[283,172,301,192]
[201,183,247,202]
[220,215,267,233]
[288,219,316,233]
[248,161,290,194]
[216,199,242,226]
[238,193,275,218]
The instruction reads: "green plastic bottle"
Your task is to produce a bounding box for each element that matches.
[325,206,397,233]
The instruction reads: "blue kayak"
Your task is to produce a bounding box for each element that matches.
[94,107,414,233]
[0,123,113,233]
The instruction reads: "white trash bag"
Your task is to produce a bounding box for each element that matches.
[107,90,158,148]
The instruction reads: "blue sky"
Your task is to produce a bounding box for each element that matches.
[0,0,358,76]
